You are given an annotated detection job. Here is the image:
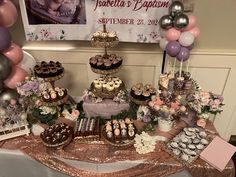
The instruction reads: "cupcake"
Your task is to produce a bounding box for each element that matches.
[107,31,117,42]
[104,61,112,70]
[94,82,102,92]
[42,68,50,78]
[50,90,58,101]
[49,67,58,77]
[49,61,56,67]
[89,57,97,68]
[106,83,115,92]
[96,61,104,70]
[92,31,101,41]
[42,92,50,102]
[57,89,66,99]
[130,83,156,102]
[41,61,47,67]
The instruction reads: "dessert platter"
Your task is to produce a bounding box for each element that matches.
[41,87,68,106]
[74,118,100,142]
[102,118,136,149]
[130,83,156,105]
[166,127,210,165]
[40,123,74,149]
[34,61,64,83]
[89,54,123,75]
[91,29,119,48]
[90,76,125,99]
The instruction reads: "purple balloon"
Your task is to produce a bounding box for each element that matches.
[166,41,181,57]
[0,27,12,52]
[176,47,190,62]
[187,43,194,50]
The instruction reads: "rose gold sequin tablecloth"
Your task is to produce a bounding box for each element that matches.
[0,121,235,177]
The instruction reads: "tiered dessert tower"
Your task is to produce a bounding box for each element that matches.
[34,61,69,111]
[89,23,125,99]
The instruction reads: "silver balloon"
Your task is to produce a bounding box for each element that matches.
[0,54,12,80]
[159,15,173,30]
[173,14,189,29]
[0,89,20,102]
[169,1,184,17]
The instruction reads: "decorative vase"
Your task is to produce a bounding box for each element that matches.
[158,116,174,132]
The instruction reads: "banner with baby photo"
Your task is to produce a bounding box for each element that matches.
[20,0,171,43]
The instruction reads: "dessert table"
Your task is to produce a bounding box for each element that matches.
[0,120,234,177]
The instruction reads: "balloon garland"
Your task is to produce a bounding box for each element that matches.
[159,0,200,77]
[0,0,27,100]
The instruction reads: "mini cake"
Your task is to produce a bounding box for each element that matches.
[75,118,100,142]
[91,76,124,95]
[130,83,156,102]
[34,61,64,78]
[89,54,123,71]
[40,123,74,149]
[104,118,136,144]
[41,87,67,103]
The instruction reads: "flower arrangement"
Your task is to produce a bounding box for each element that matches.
[113,90,129,103]
[134,131,158,154]
[82,89,103,103]
[39,106,57,115]
[148,90,187,119]
[186,90,224,127]
[16,76,46,112]
[16,76,45,97]
[32,106,58,125]
[82,89,128,104]
[62,107,80,121]
[137,106,154,123]
[187,91,224,118]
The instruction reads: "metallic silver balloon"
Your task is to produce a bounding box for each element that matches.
[173,14,189,29]
[169,1,184,17]
[0,54,12,80]
[159,15,173,30]
[0,89,20,102]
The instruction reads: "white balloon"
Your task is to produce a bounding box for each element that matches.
[179,32,195,47]
[159,38,169,51]
[18,51,37,74]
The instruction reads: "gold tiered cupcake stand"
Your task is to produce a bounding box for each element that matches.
[90,23,125,99]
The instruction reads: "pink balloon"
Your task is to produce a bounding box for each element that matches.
[3,43,23,65]
[189,27,200,38]
[4,66,27,89]
[0,0,17,28]
[183,15,197,31]
[165,28,181,41]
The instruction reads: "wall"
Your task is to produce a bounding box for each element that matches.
[9,0,236,140]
